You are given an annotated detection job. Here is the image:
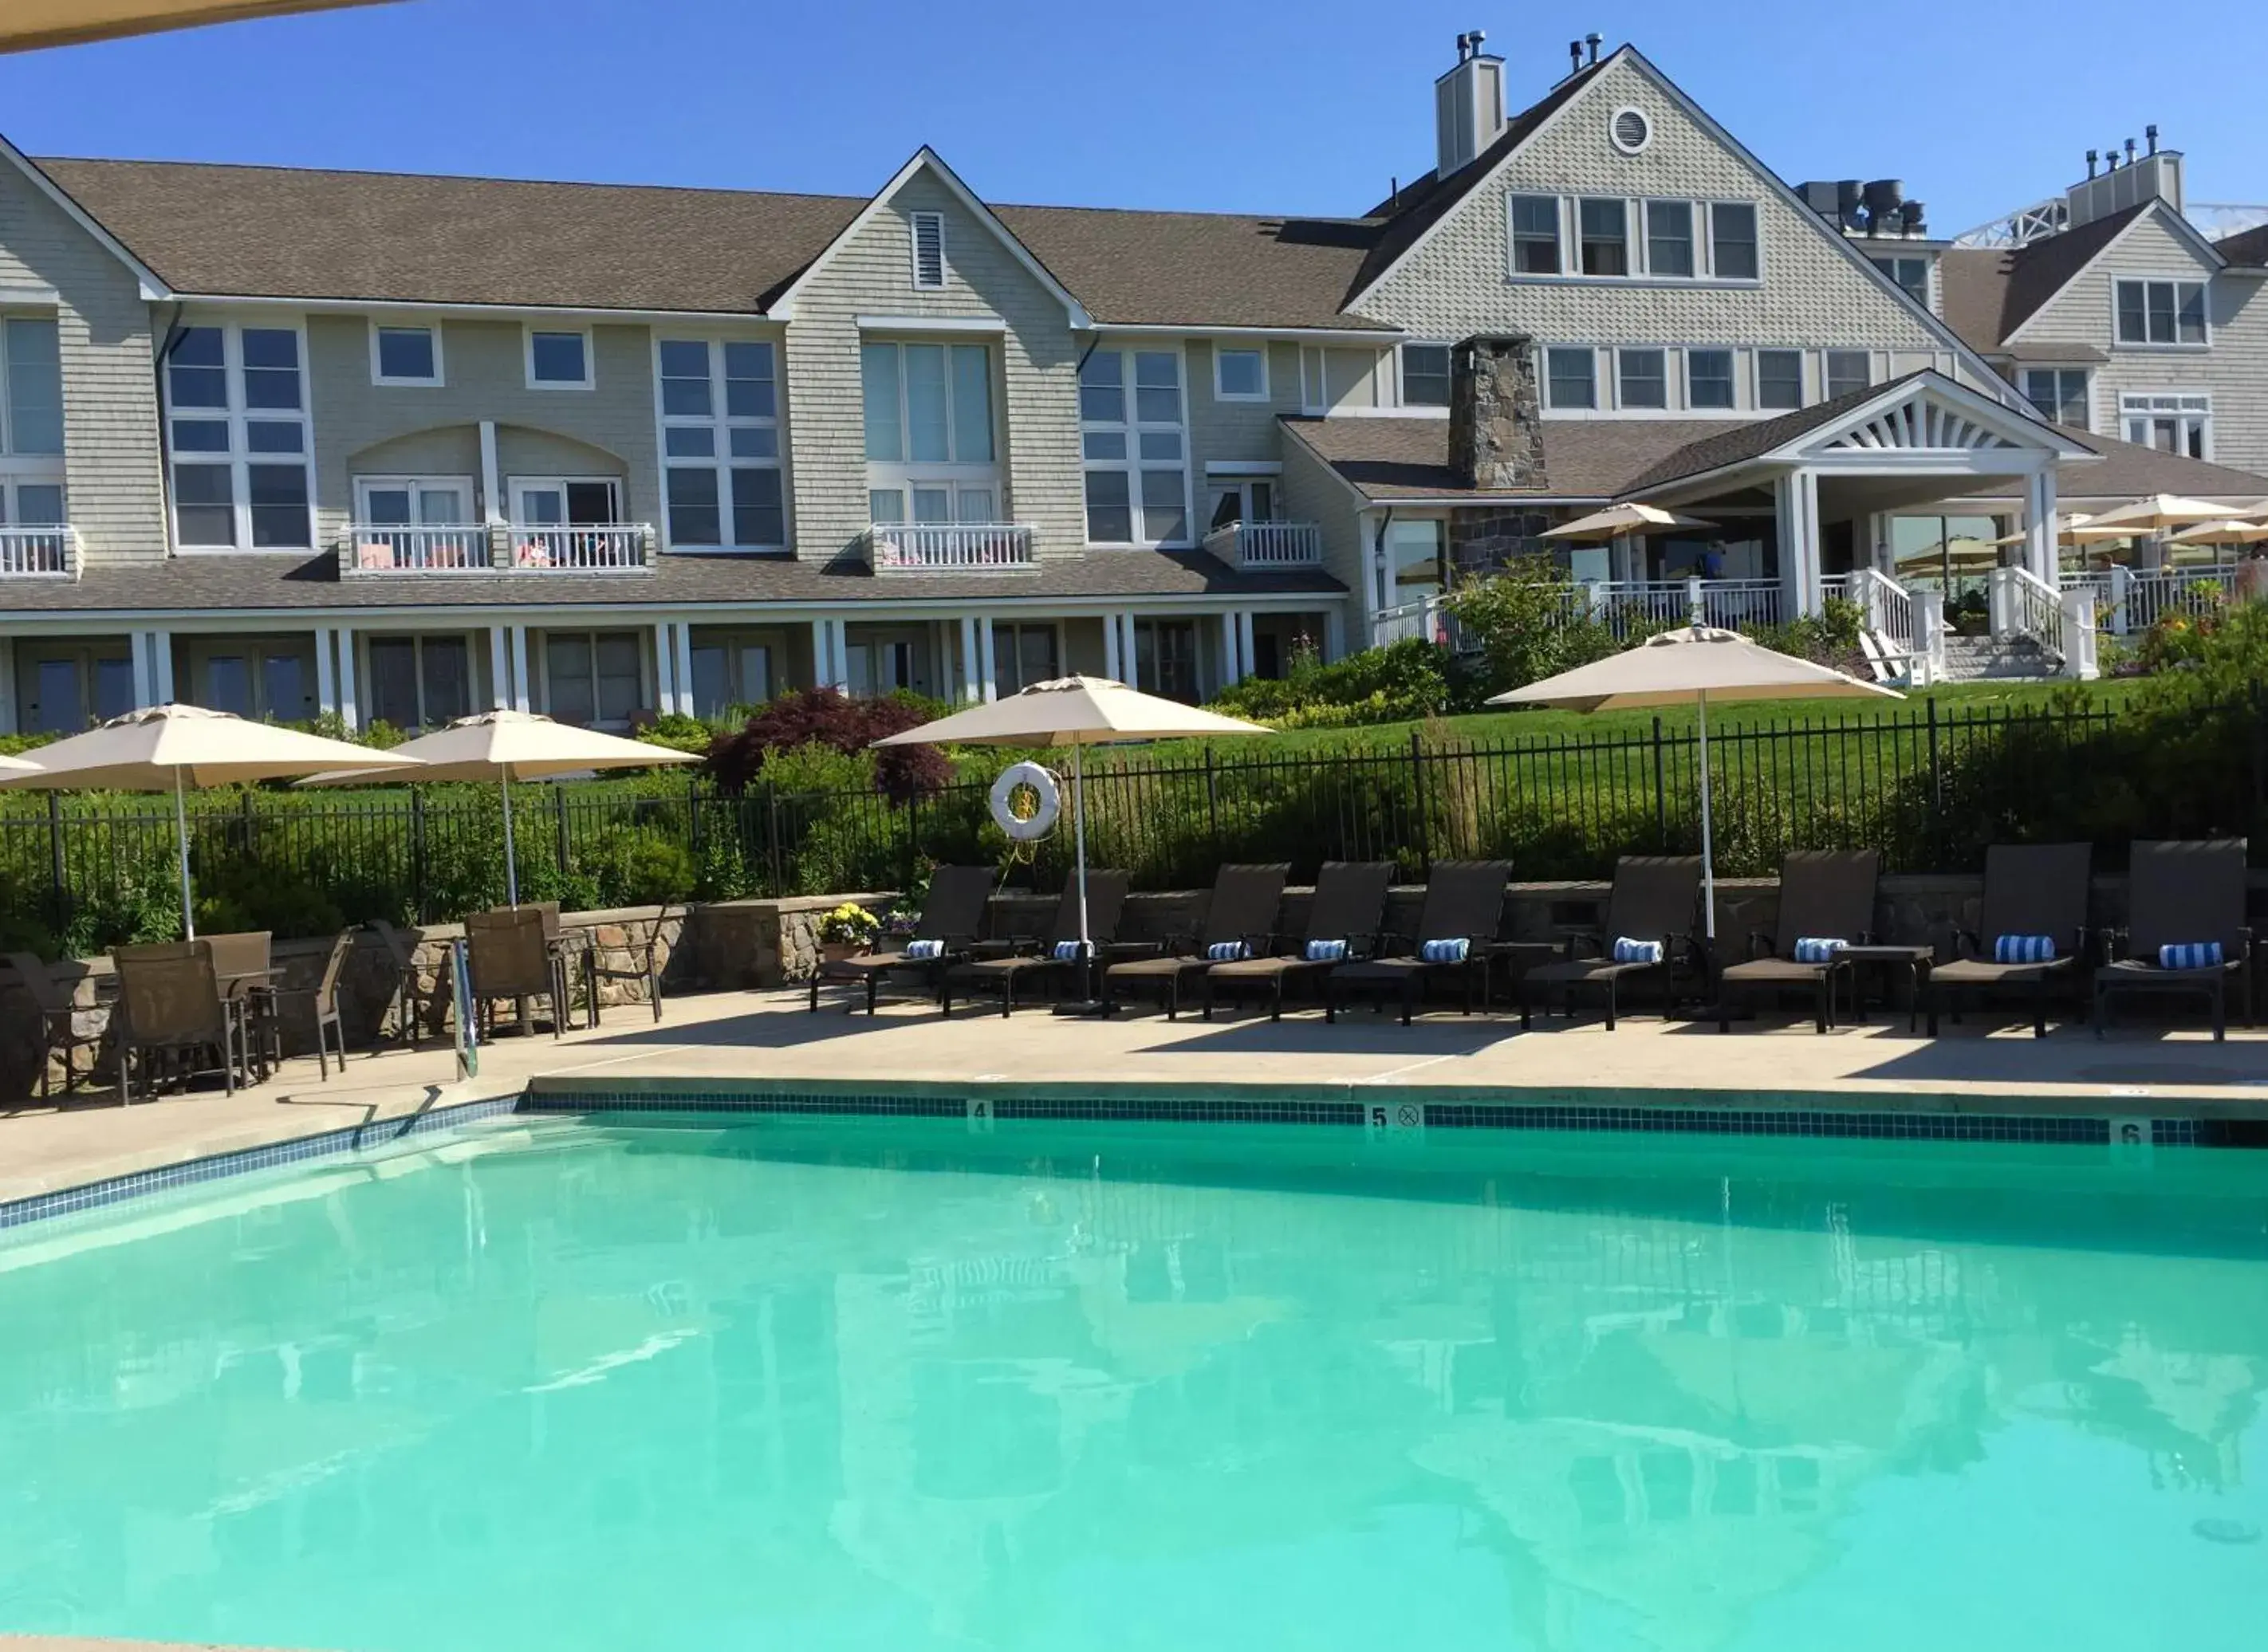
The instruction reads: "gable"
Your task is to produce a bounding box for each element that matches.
[0,140,167,299]
[2011,204,2223,345]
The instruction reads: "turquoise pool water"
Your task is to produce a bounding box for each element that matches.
[3,1113,2267,1650]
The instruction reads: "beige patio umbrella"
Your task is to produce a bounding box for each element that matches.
[2167,519,2268,549]
[873,676,1269,965]
[1542,503,1715,542]
[1486,627,1901,940]
[1,0,392,52]
[0,703,423,938]
[300,710,698,907]
[1983,511,2096,548]
[2081,494,2235,534]
[0,753,37,775]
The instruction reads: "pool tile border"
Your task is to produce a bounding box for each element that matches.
[0,1094,523,1233]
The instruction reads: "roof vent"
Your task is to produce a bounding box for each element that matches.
[1610,108,1652,155]
[1435,31,1507,179]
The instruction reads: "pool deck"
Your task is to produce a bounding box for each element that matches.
[5,985,2266,1212]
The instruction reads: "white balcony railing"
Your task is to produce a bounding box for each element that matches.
[1572,577,1783,640]
[506,524,653,573]
[1203,519,1323,570]
[0,525,77,579]
[1372,596,1449,648]
[867,522,1036,573]
[344,525,491,575]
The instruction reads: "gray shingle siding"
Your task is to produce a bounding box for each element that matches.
[1279,424,1370,626]
[0,159,165,564]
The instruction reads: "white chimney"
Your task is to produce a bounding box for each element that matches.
[1435,30,1507,179]
[2066,143,2184,230]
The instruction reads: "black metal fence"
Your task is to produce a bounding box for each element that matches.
[4,695,2262,953]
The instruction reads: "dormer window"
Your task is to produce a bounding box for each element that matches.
[2114,278,2206,346]
[911,212,947,289]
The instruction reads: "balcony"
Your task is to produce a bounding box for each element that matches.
[867,522,1036,574]
[1203,519,1323,571]
[0,525,77,580]
[342,524,656,577]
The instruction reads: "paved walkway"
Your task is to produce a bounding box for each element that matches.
[6,986,2265,1210]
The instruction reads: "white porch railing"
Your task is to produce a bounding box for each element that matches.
[507,524,653,573]
[344,524,491,575]
[1574,577,1783,640]
[1203,519,1323,570]
[2066,564,2243,634]
[1694,578,1784,631]
[1990,564,2070,667]
[0,525,77,579]
[1829,567,1940,685]
[1372,596,1448,648]
[867,522,1036,572]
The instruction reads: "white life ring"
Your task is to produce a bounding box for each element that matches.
[989,761,1061,840]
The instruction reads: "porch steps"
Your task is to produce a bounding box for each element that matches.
[1935,635,2058,682]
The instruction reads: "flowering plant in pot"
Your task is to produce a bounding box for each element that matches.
[817,902,881,961]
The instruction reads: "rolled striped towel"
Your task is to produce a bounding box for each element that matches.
[1205,940,1250,962]
[1419,938,1470,964]
[1793,938,1849,964]
[903,938,945,961]
[2159,941,2224,970]
[1305,938,1349,963]
[1612,937,1664,965]
[1992,934,2057,965]
[1052,939,1093,962]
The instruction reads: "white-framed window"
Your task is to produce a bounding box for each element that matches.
[862,338,999,527]
[1755,348,1805,411]
[541,630,645,727]
[1870,256,1931,306]
[1616,347,1668,410]
[163,321,313,550]
[1644,200,1694,277]
[1825,349,1872,399]
[1079,347,1188,545]
[1709,203,1759,281]
[688,631,773,716]
[2022,368,2090,429]
[1508,194,1562,274]
[1545,346,1597,410]
[1213,345,1268,401]
[369,322,443,387]
[2114,279,2207,347]
[366,634,474,731]
[990,621,1061,696]
[356,474,474,525]
[2121,392,2211,459]
[511,475,620,525]
[13,640,134,734]
[189,637,317,723]
[525,326,593,389]
[1577,199,1630,276]
[0,314,64,457]
[1686,348,1737,410]
[1399,342,1451,407]
[656,336,784,549]
[910,211,947,289]
[1205,474,1278,533]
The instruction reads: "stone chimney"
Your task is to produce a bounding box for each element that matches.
[1448,335,1545,492]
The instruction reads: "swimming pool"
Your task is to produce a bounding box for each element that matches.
[2,1108,2265,1651]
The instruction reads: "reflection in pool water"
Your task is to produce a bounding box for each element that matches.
[2,1115,2266,1651]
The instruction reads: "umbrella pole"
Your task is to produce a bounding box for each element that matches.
[500,773,520,908]
[1696,690,1716,942]
[174,768,196,942]
[1071,737,1091,952]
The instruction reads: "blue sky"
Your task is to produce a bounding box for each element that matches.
[0,0,2258,234]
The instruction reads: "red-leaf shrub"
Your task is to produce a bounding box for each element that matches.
[704,689,950,803]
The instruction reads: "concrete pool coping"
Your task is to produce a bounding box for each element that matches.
[5,985,2266,1224]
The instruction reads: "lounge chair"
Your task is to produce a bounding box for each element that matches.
[1325,860,1511,1024]
[6,951,107,1098]
[465,907,571,1040]
[1518,856,1703,1031]
[1203,860,1396,1021]
[1716,850,1881,1033]
[112,939,245,1102]
[1925,842,2093,1038]
[2094,839,2259,1041]
[809,864,994,1014]
[1103,863,1290,1018]
[943,869,1132,1017]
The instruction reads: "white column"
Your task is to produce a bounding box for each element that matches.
[129,629,154,710]
[151,629,175,703]
[335,629,359,730]
[1322,604,1345,662]
[509,625,530,713]
[958,614,979,703]
[1101,610,1121,682]
[1218,612,1241,686]
[829,619,852,692]
[1236,610,1257,678]
[1118,612,1139,686]
[977,617,998,702]
[0,635,15,736]
[314,626,337,714]
[653,621,677,716]
[487,625,510,709]
[478,419,503,525]
[672,622,695,715]
[2026,467,2059,584]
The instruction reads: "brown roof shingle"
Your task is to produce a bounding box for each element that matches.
[1283,415,1734,502]
[2217,223,2268,268]
[1935,203,2152,352]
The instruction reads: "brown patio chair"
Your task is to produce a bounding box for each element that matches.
[266,928,356,1080]
[809,865,995,1014]
[465,907,569,1040]
[586,904,675,1026]
[370,918,439,1052]
[1102,863,1290,1019]
[1716,850,1882,1033]
[1518,856,1704,1031]
[943,870,1132,1017]
[1325,860,1511,1025]
[2094,840,2259,1041]
[1925,842,2093,1038]
[6,952,108,1099]
[1203,860,1396,1021]
[203,930,277,1077]
[112,939,242,1103]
